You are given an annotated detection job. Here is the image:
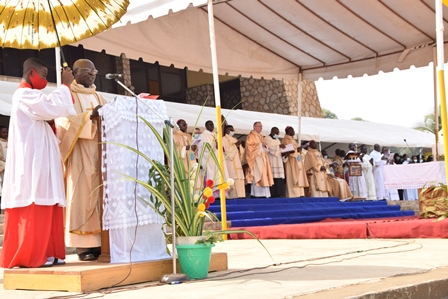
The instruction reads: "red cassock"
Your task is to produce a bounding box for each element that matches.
[0,204,66,268]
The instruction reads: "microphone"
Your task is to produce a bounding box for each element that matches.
[105,73,123,79]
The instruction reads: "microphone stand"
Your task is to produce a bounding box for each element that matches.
[112,78,189,284]
[404,139,413,156]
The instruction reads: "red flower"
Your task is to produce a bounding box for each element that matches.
[206,179,214,187]
[205,202,210,209]
[207,196,215,204]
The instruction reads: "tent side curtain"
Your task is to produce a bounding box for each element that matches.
[0,81,434,148]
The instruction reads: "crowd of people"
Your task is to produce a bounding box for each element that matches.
[174,121,434,203]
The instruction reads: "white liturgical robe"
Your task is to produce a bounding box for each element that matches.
[2,85,75,209]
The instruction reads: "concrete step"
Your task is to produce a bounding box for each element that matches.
[293,266,448,299]
[387,200,420,215]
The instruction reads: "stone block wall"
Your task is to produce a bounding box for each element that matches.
[186,84,215,107]
[115,54,133,96]
[185,77,322,118]
[240,77,322,117]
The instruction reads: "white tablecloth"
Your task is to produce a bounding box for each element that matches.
[383,162,446,190]
[99,96,169,263]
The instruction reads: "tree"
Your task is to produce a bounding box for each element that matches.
[322,108,338,119]
[351,117,365,121]
[414,112,440,135]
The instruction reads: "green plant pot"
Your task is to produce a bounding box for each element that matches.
[176,243,215,279]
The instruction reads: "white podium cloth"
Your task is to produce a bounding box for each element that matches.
[100,97,169,263]
[383,162,446,190]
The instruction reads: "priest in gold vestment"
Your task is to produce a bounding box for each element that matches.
[174,119,197,175]
[245,122,273,198]
[56,59,106,261]
[223,125,245,198]
[304,140,329,197]
[281,126,308,197]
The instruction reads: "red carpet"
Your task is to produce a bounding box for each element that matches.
[229,216,448,239]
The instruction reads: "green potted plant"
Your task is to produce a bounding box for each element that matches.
[116,116,269,279]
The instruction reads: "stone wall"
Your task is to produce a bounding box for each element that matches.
[235,77,322,117]
[115,54,133,96]
[186,84,215,107]
[185,77,322,118]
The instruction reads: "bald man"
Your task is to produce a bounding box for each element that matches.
[56,59,107,261]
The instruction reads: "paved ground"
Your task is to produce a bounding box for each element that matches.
[1,238,448,299]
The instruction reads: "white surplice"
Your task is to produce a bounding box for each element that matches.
[198,130,229,185]
[2,86,75,209]
[264,135,285,179]
[361,154,377,200]
[370,149,387,199]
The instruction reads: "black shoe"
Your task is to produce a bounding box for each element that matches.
[78,252,97,261]
[89,248,101,258]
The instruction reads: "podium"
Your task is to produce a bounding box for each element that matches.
[99,96,169,263]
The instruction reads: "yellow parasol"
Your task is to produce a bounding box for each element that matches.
[0,0,129,50]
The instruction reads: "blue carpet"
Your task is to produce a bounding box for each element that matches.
[210,197,415,227]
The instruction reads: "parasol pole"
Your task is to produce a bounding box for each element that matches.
[436,0,448,180]
[48,0,68,70]
[55,48,62,85]
[207,0,228,236]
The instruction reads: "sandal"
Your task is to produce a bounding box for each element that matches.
[53,258,66,265]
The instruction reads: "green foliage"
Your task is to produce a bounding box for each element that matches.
[413,112,440,135]
[351,117,365,121]
[322,108,338,119]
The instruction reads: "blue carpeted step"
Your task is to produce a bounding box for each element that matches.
[208,197,414,227]
[220,197,340,206]
[209,201,389,213]
[214,205,403,220]
[229,210,415,227]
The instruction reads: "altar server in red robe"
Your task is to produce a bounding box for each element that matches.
[0,57,75,268]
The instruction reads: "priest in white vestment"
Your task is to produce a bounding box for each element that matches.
[360,145,377,200]
[198,120,229,194]
[265,127,285,197]
[370,144,388,199]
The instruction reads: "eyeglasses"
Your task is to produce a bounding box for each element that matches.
[76,68,98,74]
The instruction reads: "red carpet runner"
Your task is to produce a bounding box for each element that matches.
[229,216,448,239]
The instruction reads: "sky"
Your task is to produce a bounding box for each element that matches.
[315,64,437,129]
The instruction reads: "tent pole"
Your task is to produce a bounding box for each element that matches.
[297,73,303,144]
[207,0,228,236]
[433,47,440,161]
[435,0,448,180]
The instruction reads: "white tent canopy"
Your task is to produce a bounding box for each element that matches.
[0,81,434,148]
[73,0,448,81]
